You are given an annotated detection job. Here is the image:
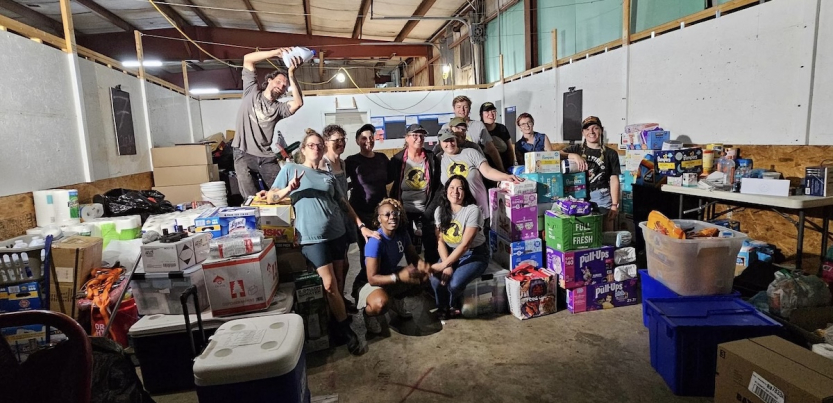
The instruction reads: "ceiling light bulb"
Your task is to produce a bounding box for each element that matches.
[336,73,346,83]
[121,60,163,68]
[189,88,219,95]
[442,64,451,73]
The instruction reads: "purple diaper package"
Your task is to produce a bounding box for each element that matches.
[546,246,614,289]
[554,197,592,216]
[566,278,639,313]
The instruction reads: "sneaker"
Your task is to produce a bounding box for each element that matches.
[390,298,413,319]
[346,314,368,356]
[365,313,383,334]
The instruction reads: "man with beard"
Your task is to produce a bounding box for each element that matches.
[232,48,306,197]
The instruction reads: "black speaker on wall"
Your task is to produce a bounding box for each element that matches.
[562,88,583,142]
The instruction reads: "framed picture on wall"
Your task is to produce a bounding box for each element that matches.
[109,86,137,155]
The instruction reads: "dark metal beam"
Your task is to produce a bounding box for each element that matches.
[241,0,264,31]
[181,0,215,28]
[74,0,137,32]
[302,0,311,35]
[394,0,437,42]
[352,0,370,39]
[523,0,537,70]
[76,27,431,62]
[186,60,204,71]
[0,0,62,34]
[153,2,192,29]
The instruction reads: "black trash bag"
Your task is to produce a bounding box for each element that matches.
[94,189,175,222]
[90,337,155,403]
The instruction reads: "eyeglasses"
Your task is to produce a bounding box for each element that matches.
[306,143,324,150]
[328,138,346,144]
[408,133,426,139]
[519,122,533,127]
[379,211,401,218]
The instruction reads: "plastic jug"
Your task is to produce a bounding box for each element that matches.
[282,47,315,68]
[717,156,736,186]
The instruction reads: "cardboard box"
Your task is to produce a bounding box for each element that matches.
[805,166,833,197]
[153,184,203,205]
[741,178,791,197]
[506,267,557,320]
[50,236,103,318]
[141,233,209,273]
[490,232,544,271]
[498,180,536,195]
[566,278,639,313]
[643,130,670,150]
[715,336,833,403]
[520,172,565,203]
[151,144,212,167]
[524,151,561,173]
[294,271,330,352]
[544,211,603,252]
[153,164,219,187]
[634,152,666,186]
[1,281,47,359]
[202,239,279,317]
[492,191,538,241]
[276,247,307,282]
[655,148,703,177]
[547,246,614,289]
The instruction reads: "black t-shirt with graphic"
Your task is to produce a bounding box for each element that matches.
[488,123,514,170]
[564,144,621,192]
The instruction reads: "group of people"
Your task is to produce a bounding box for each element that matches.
[232,50,622,355]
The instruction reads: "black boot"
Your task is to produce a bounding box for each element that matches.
[341,316,368,356]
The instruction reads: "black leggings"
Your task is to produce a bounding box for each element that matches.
[406,212,439,264]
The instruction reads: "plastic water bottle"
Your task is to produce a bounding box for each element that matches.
[282,47,315,68]
[717,156,736,186]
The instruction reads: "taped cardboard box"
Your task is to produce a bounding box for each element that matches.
[715,336,833,403]
[50,236,103,318]
[153,184,203,205]
[153,164,219,187]
[202,239,279,317]
[151,144,212,167]
[506,266,557,320]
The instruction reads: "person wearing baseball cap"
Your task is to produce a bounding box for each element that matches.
[389,123,441,265]
[480,102,515,170]
[439,96,505,172]
[433,118,483,159]
[561,116,622,231]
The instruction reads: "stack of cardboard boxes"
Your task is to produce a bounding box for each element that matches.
[151,144,219,204]
[518,151,588,230]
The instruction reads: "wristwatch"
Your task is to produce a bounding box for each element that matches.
[359,223,367,229]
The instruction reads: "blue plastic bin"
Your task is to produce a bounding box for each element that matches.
[639,269,741,327]
[645,297,781,397]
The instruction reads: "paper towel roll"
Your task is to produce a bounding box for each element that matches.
[33,190,56,227]
[80,203,104,222]
[812,344,833,361]
[52,190,75,223]
[71,224,92,236]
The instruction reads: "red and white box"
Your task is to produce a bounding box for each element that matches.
[202,239,279,317]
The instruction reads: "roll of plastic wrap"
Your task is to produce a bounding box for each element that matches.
[812,344,833,361]
[80,203,104,222]
[33,190,56,227]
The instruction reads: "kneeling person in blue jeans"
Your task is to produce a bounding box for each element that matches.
[353,198,430,335]
[431,175,490,320]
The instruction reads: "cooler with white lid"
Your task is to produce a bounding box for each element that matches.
[193,314,310,403]
[129,282,294,394]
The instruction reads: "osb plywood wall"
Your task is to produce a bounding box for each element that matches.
[0,172,153,241]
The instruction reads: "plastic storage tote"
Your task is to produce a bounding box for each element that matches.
[639,269,740,327]
[639,220,747,296]
[645,297,781,396]
[130,265,208,315]
[461,265,508,318]
[193,314,310,403]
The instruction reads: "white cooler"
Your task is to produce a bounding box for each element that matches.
[193,314,310,403]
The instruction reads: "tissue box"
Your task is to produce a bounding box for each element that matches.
[655,148,703,177]
[547,246,615,289]
[520,173,564,203]
[805,166,832,197]
[498,180,536,195]
[544,211,602,251]
[202,239,278,317]
[294,272,330,353]
[506,267,557,320]
[490,233,544,270]
[643,130,670,150]
[219,207,259,234]
[524,151,561,174]
[566,278,639,313]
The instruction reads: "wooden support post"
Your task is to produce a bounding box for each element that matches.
[622,0,631,45]
[135,30,154,160]
[135,30,145,80]
[551,29,557,66]
[60,0,93,182]
[499,54,504,82]
[318,51,325,82]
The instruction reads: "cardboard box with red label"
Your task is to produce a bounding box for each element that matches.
[202,239,279,317]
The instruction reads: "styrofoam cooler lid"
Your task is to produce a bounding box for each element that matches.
[128,283,294,337]
[193,314,304,386]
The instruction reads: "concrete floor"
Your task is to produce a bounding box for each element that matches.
[148,246,712,403]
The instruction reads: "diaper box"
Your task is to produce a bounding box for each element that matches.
[490,233,544,271]
[546,246,614,289]
[566,278,639,313]
[524,151,561,174]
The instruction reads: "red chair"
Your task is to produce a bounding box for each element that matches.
[0,310,93,403]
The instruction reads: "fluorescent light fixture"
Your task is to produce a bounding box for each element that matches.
[189,88,220,95]
[122,60,163,67]
[336,73,346,83]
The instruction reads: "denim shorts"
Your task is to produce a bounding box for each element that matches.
[300,233,349,268]
[590,188,613,211]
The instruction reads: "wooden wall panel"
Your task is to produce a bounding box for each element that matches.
[0,172,153,241]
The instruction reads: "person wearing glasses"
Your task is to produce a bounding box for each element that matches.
[352,198,430,337]
[513,113,555,164]
[389,124,441,264]
[430,175,490,319]
[433,117,483,159]
[261,129,380,356]
[345,124,391,274]
[440,95,505,172]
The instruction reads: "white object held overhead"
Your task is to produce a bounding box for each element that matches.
[282,47,315,69]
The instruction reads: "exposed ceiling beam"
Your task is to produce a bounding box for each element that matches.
[0,0,62,34]
[182,0,215,28]
[302,0,311,35]
[77,27,432,62]
[186,60,204,71]
[428,1,472,43]
[74,0,137,32]
[394,0,438,42]
[352,0,371,39]
[153,2,192,29]
[241,0,264,31]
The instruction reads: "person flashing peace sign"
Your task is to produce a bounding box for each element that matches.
[261,129,380,356]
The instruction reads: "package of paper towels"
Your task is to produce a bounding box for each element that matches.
[86,215,141,247]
